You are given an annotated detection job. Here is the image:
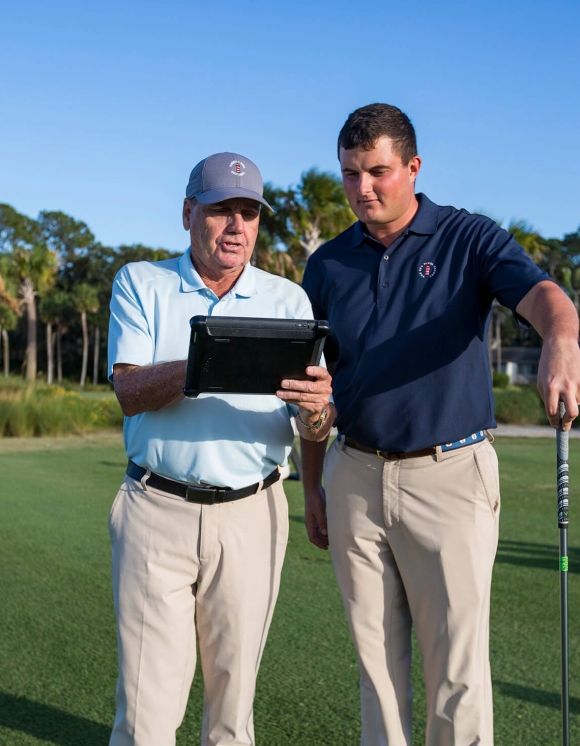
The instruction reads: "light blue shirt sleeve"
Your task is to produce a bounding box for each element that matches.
[108,267,154,380]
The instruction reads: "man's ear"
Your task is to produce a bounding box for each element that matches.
[183,199,193,230]
[409,155,422,182]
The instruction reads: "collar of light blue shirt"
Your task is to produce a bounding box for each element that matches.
[178,247,258,298]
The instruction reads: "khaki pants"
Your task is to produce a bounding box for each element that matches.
[108,474,288,746]
[324,437,500,746]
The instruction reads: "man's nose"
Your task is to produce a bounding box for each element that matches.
[357,173,373,195]
[226,212,244,233]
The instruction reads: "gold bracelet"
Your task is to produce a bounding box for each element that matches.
[297,407,328,430]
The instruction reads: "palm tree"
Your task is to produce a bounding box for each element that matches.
[506,220,549,266]
[252,229,301,283]
[0,204,57,381]
[0,271,20,313]
[559,265,580,312]
[39,291,73,385]
[289,168,356,263]
[0,306,19,377]
[0,266,22,378]
[73,283,99,387]
[11,245,57,381]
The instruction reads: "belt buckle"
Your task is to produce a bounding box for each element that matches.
[185,486,225,505]
[377,450,398,461]
[214,489,227,504]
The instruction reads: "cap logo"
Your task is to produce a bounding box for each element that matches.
[230,159,246,176]
[419,262,437,278]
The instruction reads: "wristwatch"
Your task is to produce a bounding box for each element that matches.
[297,407,328,430]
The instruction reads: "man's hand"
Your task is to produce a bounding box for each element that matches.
[304,484,329,550]
[516,280,580,430]
[276,365,334,440]
[537,337,580,430]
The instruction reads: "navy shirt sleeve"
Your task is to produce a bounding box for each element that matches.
[302,257,339,364]
[474,216,550,316]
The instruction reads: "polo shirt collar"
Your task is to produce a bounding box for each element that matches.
[349,192,440,248]
[178,247,257,297]
[408,193,439,236]
[228,262,257,297]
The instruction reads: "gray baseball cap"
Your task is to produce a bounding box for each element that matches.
[185,152,273,210]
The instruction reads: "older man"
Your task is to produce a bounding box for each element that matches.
[301,104,580,746]
[107,152,332,746]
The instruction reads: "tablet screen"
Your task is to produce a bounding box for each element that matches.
[183,316,330,397]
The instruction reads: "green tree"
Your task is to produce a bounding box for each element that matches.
[39,290,74,384]
[0,262,22,377]
[0,270,21,314]
[0,306,19,377]
[72,283,99,387]
[287,168,356,264]
[251,185,301,281]
[253,175,355,279]
[506,220,548,266]
[0,204,57,381]
[38,211,95,265]
[561,227,580,257]
[113,244,179,270]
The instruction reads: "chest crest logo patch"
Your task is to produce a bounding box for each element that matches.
[419,261,437,279]
[230,160,246,176]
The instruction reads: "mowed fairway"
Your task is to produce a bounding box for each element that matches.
[0,436,578,745]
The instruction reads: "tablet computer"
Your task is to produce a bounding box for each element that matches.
[183,316,330,398]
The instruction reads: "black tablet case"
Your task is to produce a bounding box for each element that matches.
[183,316,330,397]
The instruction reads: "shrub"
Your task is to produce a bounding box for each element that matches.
[493,386,545,425]
[0,384,123,437]
[492,370,510,389]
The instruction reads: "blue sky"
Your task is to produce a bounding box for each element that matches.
[1,0,579,252]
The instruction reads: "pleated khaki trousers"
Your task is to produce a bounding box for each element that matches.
[324,437,500,746]
[108,474,288,746]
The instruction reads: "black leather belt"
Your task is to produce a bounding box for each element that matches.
[343,436,437,461]
[126,460,281,505]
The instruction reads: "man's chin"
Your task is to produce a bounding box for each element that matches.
[359,213,388,226]
[355,206,386,224]
[216,256,246,272]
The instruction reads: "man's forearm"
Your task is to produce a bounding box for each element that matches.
[516,280,580,429]
[113,361,187,416]
[301,435,329,488]
[516,280,579,342]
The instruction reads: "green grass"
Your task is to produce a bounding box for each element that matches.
[0,437,578,745]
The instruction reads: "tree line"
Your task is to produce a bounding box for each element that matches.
[0,169,579,385]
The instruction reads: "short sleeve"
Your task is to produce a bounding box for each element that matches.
[107,267,154,381]
[302,256,339,365]
[476,219,550,313]
[302,256,325,321]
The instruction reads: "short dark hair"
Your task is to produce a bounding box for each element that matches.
[337,103,418,165]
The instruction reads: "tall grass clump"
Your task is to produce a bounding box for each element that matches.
[0,383,123,437]
[493,385,545,425]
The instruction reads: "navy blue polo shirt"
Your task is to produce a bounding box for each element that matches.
[302,193,549,452]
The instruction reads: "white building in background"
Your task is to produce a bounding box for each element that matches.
[501,347,541,384]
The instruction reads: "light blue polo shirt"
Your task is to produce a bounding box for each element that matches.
[108,248,314,488]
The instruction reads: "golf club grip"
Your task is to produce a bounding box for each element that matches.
[557,398,569,528]
[557,428,569,528]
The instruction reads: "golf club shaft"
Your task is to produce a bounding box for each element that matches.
[559,525,569,746]
[556,406,569,746]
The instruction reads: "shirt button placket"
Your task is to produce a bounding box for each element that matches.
[381,256,390,290]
